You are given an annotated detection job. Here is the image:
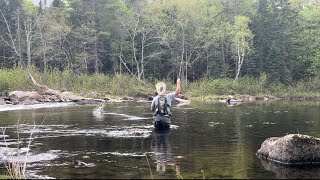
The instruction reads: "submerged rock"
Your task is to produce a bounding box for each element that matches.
[257,134,320,165]
[259,157,320,179]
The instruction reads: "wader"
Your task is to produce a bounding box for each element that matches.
[153,114,171,131]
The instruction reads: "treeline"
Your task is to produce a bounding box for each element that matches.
[0,0,319,86]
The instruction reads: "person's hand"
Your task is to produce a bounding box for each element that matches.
[177,78,181,85]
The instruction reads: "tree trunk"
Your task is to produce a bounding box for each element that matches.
[27,71,49,91]
[26,30,31,70]
[94,33,99,74]
[235,36,245,80]
[93,15,99,74]
[0,8,50,92]
[132,30,141,80]
[221,36,226,78]
[17,8,22,68]
[141,33,145,81]
[40,31,47,74]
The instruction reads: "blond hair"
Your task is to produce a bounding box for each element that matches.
[155,82,166,95]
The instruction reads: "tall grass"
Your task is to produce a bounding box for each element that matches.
[0,67,319,99]
[0,67,33,93]
[0,174,10,179]
[186,76,320,99]
[1,119,43,179]
[187,77,264,98]
[0,67,155,98]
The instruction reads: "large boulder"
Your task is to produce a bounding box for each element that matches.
[9,91,42,102]
[257,134,320,165]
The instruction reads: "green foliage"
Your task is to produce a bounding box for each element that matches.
[39,69,151,97]
[0,67,154,97]
[0,68,319,99]
[108,74,151,96]
[0,174,10,179]
[52,0,65,8]
[187,77,262,97]
[186,75,320,99]
[22,0,37,14]
[0,67,33,93]
[0,0,319,93]
[308,54,320,77]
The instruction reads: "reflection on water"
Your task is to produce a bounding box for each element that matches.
[104,112,150,120]
[259,158,320,179]
[0,101,319,178]
[151,130,181,175]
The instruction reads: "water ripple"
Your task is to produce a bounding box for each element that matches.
[16,124,153,139]
[104,112,150,120]
[0,147,58,163]
[0,102,77,112]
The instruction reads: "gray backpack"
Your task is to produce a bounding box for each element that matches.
[157,95,168,115]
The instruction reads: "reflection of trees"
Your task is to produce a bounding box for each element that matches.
[171,102,256,178]
[181,101,320,178]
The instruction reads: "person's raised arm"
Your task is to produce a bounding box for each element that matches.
[175,78,181,96]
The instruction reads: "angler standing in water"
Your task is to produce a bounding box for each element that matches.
[151,78,181,131]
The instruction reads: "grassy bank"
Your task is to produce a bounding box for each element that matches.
[0,174,10,179]
[0,68,319,100]
[0,67,155,98]
[187,76,320,100]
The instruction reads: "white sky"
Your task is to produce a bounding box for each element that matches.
[31,0,53,6]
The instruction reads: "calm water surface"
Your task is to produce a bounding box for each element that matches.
[0,100,320,179]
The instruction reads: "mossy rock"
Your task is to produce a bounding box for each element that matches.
[257,134,320,165]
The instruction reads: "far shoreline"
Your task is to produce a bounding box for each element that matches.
[1,90,319,111]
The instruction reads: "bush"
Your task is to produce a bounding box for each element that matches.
[0,67,33,93]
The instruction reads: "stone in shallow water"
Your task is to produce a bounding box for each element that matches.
[259,158,320,179]
[257,134,320,165]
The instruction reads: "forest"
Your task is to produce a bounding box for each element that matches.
[0,0,319,98]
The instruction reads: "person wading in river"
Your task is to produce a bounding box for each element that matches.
[151,78,181,131]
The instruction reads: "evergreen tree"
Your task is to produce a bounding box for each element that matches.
[38,0,43,14]
[52,0,65,8]
[252,0,299,84]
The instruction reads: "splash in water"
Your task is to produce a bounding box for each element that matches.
[92,103,105,119]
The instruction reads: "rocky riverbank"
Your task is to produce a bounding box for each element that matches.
[0,89,195,107]
[0,90,151,106]
[1,89,319,107]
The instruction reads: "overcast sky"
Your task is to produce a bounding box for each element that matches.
[31,0,53,6]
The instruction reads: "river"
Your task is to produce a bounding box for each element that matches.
[0,100,319,179]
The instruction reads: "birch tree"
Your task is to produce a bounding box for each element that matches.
[0,1,49,90]
[116,1,160,81]
[231,15,253,80]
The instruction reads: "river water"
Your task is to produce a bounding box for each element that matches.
[0,100,319,179]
